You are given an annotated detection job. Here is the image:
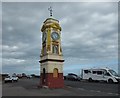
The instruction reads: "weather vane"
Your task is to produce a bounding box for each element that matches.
[48,6,53,17]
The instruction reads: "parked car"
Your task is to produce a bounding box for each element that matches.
[16,74,22,78]
[22,73,27,78]
[4,76,18,83]
[66,73,81,81]
[4,76,12,83]
[1,73,9,81]
[12,73,17,77]
[27,75,32,79]
[12,76,19,82]
[63,76,66,80]
[81,68,120,83]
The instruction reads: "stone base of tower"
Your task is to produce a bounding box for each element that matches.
[40,73,64,88]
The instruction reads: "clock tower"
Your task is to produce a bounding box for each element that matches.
[39,7,64,88]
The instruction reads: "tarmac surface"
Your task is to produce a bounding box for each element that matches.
[2,78,120,96]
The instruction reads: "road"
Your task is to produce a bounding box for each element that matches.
[2,78,119,96]
[64,80,119,95]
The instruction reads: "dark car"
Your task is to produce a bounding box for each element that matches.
[65,73,81,81]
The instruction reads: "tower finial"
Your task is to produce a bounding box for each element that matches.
[48,6,53,17]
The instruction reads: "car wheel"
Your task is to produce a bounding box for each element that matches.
[108,79,113,83]
[88,78,92,82]
[78,79,81,81]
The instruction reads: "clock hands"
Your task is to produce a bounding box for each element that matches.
[51,32,59,40]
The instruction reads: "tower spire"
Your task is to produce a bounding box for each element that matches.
[48,6,53,17]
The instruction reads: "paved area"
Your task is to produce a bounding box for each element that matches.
[2,78,119,96]
[64,80,119,94]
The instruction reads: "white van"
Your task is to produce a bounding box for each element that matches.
[81,68,120,83]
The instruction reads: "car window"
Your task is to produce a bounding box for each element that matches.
[84,70,91,74]
[6,76,10,78]
[68,73,78,77]
[104,72,111,76]
[92,71,97,74]
[97,71,103,75]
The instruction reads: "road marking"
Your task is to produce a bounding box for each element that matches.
[107,93,114,94]
[89,90,101,93]
[115,93,119,96]
[96,90,101,92]
[67,86,72,88]
[107,93,119,95]
[78,88,101,93]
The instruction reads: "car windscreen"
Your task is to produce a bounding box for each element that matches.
[68,73,77,76]
[108,70,118,77]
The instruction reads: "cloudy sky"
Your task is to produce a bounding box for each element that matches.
[1,2,118,75]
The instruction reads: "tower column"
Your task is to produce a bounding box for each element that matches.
[40,17,64,88]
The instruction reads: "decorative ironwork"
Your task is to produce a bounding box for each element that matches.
[48,6,53,17]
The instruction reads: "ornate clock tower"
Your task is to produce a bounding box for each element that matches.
[39,7,64,88]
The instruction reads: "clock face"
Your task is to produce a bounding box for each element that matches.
[42,32,46,42]
[51,32,59,41]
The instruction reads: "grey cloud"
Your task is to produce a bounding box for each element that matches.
[2,2,118,74]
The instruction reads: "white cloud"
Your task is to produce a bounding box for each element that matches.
[3,45,18,51]
[3,58,26,66]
